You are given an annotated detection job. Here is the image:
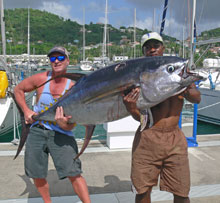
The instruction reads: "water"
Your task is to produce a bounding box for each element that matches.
[197,120,220,135]
[182,103,220,135]
[0,124,106,143]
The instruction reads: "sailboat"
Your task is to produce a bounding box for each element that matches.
[80,7,94,71]
[0,3,33,142]
[188,3,220,125]
[93,0,111,69]
[197,61,220,125]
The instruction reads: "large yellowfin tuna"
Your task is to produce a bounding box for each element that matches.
[12,56,207,159]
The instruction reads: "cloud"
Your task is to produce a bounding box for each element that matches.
[125,0,220,37]
[3,0,220,40]
[39,2,72,20]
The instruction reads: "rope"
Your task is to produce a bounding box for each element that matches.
[198,101,220,111]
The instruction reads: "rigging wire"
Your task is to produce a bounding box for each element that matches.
[197,0,207,27]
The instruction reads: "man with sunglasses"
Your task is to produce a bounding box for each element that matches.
[14,46,90,203]
[123,32,201,203]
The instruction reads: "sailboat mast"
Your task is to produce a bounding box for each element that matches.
[160,0,168,35]
[0,0,6,62]
[183,26,185,58]
[27,7,30,69]
[82,7,85,61]
[102,0,108,59]
[133,8,136,58]
[189,0,196,69]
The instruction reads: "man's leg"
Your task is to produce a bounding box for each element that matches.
[33,178,51,203]
[68,175,91,203]
[174,194,190,203]
[135,188,152,203]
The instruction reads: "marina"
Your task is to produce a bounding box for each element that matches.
[0,0,220,202]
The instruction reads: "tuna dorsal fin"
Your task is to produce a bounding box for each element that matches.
[74,125,96,160]
[35,73,86,90]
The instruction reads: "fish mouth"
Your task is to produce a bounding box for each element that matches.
[179,60,206,81]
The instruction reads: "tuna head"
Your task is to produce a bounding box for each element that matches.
[137,56,206,109]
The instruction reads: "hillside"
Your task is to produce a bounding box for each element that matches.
[2,9,175,50]
[1,8,220,64]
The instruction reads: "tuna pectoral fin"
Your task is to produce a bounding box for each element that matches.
[74,125,96,160]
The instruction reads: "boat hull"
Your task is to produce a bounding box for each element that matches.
[198,88,220,125]
[0,92,34,141]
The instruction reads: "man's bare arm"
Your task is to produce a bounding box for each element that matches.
[13,73,45,123]
[179,83,201,104]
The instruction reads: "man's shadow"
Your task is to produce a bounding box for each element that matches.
[89,175,132,194]
[18,170,132,198]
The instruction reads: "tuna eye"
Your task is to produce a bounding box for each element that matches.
[167,65,175,73]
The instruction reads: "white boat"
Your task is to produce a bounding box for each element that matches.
[198,69,220,125]
[80,60,94,71]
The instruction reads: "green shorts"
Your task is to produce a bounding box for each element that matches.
[25,125,82,179]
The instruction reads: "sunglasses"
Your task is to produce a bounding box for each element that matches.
[50,55,66,62]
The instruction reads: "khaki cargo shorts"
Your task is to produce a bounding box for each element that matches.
[131,125,190,197]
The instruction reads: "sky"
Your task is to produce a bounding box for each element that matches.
[3,0,220,40]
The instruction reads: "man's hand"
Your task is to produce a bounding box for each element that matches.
[55,106,75,130]
[55,106,71,125]
[123,88,140,111]
[24,109,37,124]
[122,87,141,121]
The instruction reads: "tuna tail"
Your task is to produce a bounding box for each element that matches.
[74,125,96,160]
[8,91,31,159]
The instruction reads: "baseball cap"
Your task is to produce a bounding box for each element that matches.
[141,32,163,48]
[48,46,69,58]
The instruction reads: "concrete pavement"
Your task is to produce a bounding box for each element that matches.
[0,134,220,203]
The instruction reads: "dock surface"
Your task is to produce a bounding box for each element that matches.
[0,134,220,203]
